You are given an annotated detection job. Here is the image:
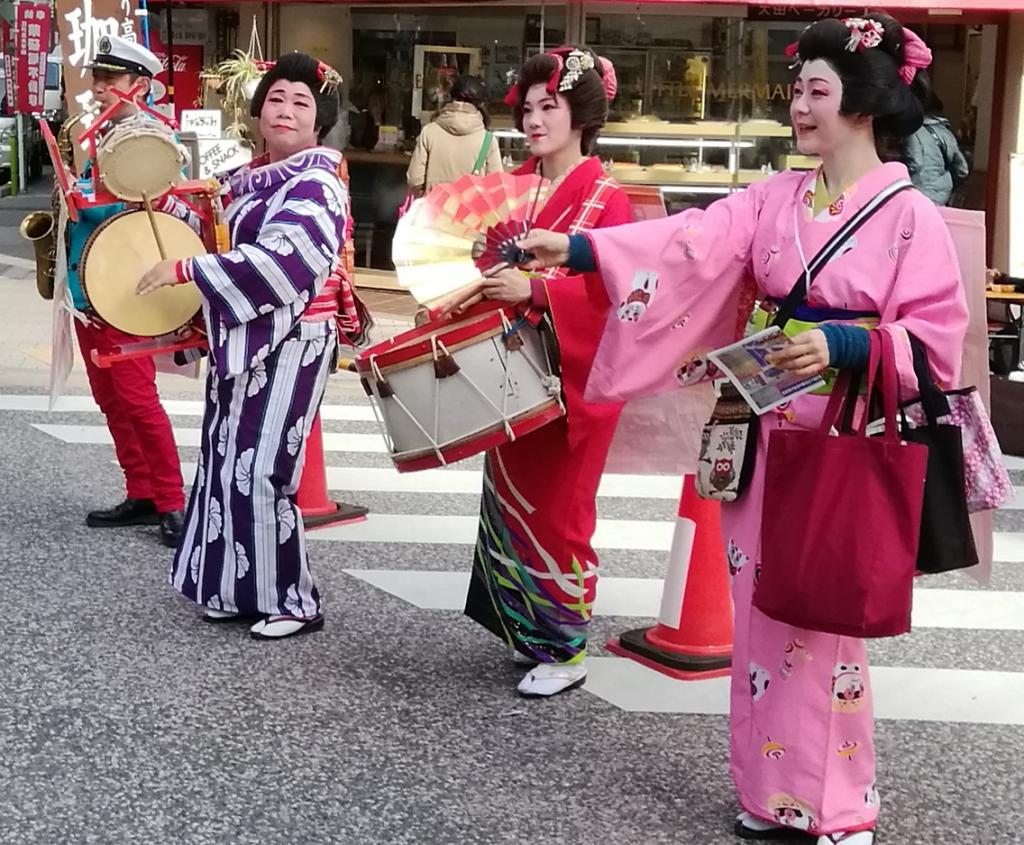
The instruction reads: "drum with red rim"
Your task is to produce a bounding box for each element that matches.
[355,301,565,472]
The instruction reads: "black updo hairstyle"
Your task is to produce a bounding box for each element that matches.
[250,51,340,141]
[451,75,491,129]
[795,14,924,140]
[511,46,609,155]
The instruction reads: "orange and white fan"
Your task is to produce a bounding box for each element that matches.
[392,171,549,305]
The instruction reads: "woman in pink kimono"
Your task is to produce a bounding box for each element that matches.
[520,16,966,845]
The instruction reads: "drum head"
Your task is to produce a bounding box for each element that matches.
[100,131,182,202]
[82,211,204,337]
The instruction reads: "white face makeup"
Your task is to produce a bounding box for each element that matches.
[259,80,319,159]
[790,59,860,157]
[520,83,579,158]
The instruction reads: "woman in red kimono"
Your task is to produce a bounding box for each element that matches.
[461,46,633,697]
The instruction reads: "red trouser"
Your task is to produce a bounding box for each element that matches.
[75,319,185,512]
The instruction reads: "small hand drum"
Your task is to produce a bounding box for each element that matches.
[97,123,184,202]
[81,210,204,337]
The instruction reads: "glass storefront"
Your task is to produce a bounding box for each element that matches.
[327,4,999,271]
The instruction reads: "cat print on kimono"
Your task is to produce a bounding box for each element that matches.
[727,539,750,577]
[767,794,817,831]
[676,353,717,387]
[750,662,772,701]
[831,663,867,713]
[616,270,658,322]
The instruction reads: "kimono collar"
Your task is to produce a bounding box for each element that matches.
[227,146,343,197]
[799,160,911,221]
[513,156,606,231]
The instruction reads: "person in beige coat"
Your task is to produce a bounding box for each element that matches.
[406,75,502,195]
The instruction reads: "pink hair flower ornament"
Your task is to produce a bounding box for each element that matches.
[843,18,885,52]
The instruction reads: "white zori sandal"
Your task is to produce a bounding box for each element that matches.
[818,831,875,845]
[516,661,587,697]
[249,615,325,640]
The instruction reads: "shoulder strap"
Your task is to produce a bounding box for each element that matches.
[923,123,952,170]
[772,179,912,329]
[472,131,493,176]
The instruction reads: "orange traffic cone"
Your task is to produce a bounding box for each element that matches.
[606,474,733,679]
[296,414,369,529]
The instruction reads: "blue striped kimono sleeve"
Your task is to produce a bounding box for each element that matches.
[189,171,346,329]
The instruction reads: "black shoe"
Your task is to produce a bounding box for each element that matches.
[86,498,159,527]
[158,510,184,548]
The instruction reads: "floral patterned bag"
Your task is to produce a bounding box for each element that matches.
[900,333,1011,513]
[902,387,1012,513]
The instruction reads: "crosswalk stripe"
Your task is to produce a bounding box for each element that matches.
[343,569,1024,630]
[321,515,1024,563]
[4,394,377,421]
[994,532,1024,562]
[178,461,682,499]
[582,658,1024,725]
[318,513,674,550]
[34,423,389,454]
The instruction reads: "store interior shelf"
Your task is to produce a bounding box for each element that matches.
[609,166,774,186]
[492,119,792,141]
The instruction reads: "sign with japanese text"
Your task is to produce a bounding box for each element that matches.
[181,109,222,139]
[1,20,16,112]
[16,2,51,113]
[746,5,869,20]
[55,0,139,116]
[150,9,207,47]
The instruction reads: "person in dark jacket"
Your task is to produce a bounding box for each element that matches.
[904,72,969,205]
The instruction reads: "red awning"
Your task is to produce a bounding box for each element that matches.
[181,0,1013,11]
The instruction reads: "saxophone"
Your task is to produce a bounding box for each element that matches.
[20,112,89,301]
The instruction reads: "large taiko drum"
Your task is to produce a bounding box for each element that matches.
[355,301,565,472]
[97,122,184,202]
[81,210,204,337]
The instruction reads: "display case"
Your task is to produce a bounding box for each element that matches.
[493,118,803,213]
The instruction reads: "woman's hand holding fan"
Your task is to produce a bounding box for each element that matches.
[515,230,571,270]
[391,172,550,308]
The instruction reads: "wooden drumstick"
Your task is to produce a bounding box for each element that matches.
[428,281,485,322]
[140,192,168,261]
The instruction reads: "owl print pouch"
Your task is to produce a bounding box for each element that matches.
[696,383,758,502]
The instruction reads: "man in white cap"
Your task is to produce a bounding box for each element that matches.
[62,33,186,548]
[86,35,164,121]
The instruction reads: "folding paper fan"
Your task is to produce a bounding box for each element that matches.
[392,171,550,304]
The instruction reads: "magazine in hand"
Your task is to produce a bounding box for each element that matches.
[707,326,826,415]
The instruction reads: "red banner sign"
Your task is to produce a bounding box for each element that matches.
[16,2,51,113]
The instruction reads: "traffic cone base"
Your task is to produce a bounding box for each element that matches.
[302,501,369,530]
[297,415,369,530]
[607,475,734,681]
[607,630,731,681]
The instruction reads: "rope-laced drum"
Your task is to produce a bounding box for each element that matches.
[81,210,204,336]
[97,121,185,202]
[355,301,565,473]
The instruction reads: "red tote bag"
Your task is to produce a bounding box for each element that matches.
[753,330,928,638]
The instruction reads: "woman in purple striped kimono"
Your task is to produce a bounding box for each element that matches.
[138,53,346,640]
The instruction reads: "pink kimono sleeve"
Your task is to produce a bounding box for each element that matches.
[880,196,969,396]
[584,180,772,403]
